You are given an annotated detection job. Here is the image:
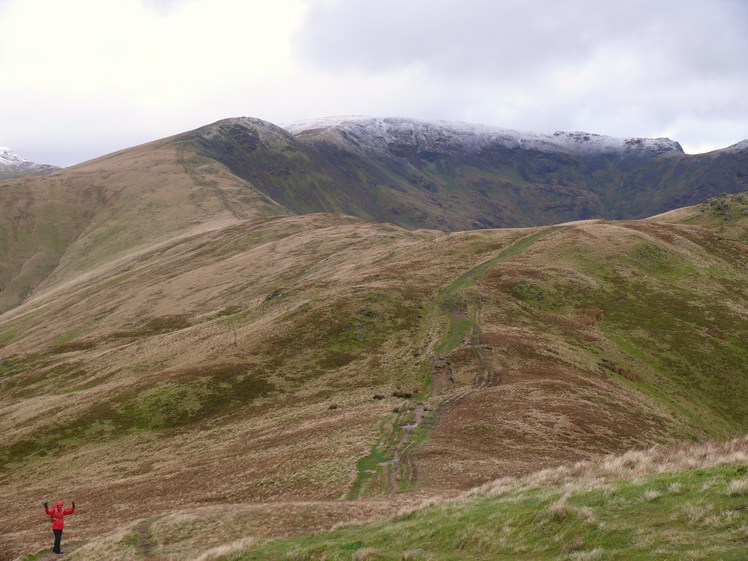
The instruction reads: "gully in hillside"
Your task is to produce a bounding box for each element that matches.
[44,500,76,555]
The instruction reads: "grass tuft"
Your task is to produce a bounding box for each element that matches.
[726,477,748,496]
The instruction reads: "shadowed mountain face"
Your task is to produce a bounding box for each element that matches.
[1,118,748,560]
[186,117,748,230]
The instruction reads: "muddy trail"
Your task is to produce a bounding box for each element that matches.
[417,228,560,464]
[364,228,560,498]
[430,227,559,395]
[379,403,425,494]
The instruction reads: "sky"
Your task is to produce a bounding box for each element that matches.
[1,0,747,166]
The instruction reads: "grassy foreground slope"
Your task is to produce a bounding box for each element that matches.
[2,193,748,560]
[217,437,748,561]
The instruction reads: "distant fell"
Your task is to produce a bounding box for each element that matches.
[186,116,748,230]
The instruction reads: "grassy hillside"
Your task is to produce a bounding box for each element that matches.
[2,119,747,559]
[2,192,748,559]
[19,437,748,560]
[215,437,748,561]
[0,135,285,313]
[4,117,747,314]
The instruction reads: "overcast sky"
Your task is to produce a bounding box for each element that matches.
[1,0,746,166]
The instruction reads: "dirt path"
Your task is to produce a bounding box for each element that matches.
[430,354,454,395]
[430,226,560,395]
[369,228,560,498]
[379,403,425,494]
[136,520,154,559]
[469,305,500,387]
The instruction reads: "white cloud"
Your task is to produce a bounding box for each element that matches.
[0,0,746,165]
[0,0,307,163]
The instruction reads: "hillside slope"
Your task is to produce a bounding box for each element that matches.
[0,135,286,313]
[3,116,747,316]
[214,437,748,561]
[2,192,748,560]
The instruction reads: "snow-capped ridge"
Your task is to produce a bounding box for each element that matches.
[282,116,684,157]
[0,146,59,176]
[0,146,30,167]
[724,139,748,153]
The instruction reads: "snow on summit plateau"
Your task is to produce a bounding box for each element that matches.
[283,116,684,157]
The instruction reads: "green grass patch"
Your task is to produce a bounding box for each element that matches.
[224,463,748,560]
[265,289,422,376]
[701,192,748,223]
[347,445,389,500]
[509,280,570,311]
[435,312,474,356]
[630,240,698,280]
[2,357,87,397]
[596,282,748,433]
[47,340,97,354]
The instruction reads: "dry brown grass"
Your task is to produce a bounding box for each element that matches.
[56,500,419,561]
[193,537,256,561]
[352,547,380,561]
[726,477,748,496]
[465,435,748,499]
[2,161,748,560]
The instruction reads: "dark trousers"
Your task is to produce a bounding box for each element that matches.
[53,529,63,553]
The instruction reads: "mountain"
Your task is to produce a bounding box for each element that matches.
[283,115,686,156]
[187,116,748,230]
[1,119,747,559]
[0,147,59,179]
[0,133,286,313]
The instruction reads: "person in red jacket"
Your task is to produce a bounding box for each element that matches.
[43,500,75,554]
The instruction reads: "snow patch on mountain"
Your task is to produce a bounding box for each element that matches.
[0,146,59,176]
[724,139,748,153]
[0,146,29,167]
[282,116,684,158]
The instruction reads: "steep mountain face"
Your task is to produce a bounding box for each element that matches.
[186,116,748,230]
[0,146,58,179]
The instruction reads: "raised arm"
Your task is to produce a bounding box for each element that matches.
[64,502,76,515]
[44,502,52,515]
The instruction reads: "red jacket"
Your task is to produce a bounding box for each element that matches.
[45,502,75,530]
